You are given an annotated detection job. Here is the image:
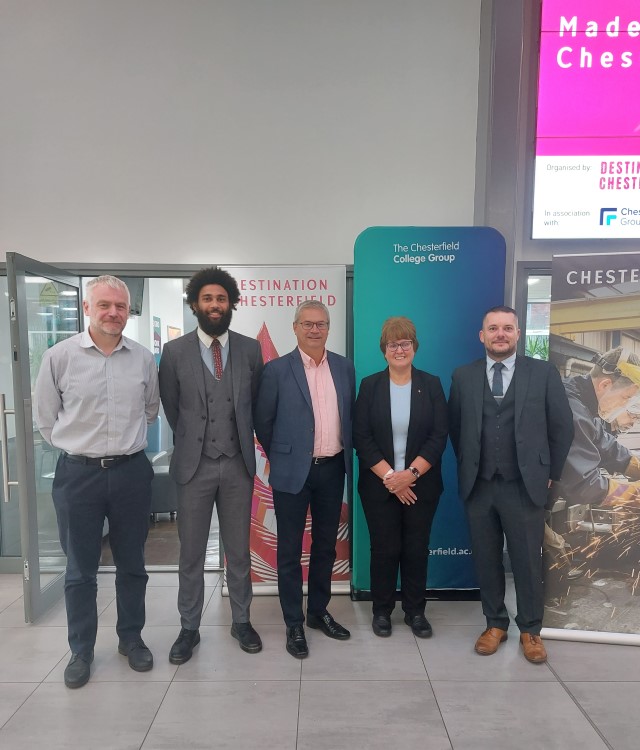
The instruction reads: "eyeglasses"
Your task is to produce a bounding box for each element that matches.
[297,321,329,331]
[627,397,640,419]
[386,340,413,351]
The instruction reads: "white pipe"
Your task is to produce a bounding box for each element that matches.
[542,627,640,646]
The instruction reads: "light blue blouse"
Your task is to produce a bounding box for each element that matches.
[390,379,411,471]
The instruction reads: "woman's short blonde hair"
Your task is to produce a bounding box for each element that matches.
[379,316,419,354]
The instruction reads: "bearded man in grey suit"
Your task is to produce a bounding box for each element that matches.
[159,267,263,662]
[448,306,573,664]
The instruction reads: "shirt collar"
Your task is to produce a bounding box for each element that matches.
[198,328,229,349]
[80,328,130,352]
[486,352,516,371]
[298,346,327,368]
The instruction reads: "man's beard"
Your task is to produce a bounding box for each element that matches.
[195,307,233,337]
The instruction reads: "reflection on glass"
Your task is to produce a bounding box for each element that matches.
[525,274,551,361]
[26,274,80,569]
[0,276,20,557]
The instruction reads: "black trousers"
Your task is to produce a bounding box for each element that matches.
[465,476,545,634]
[361,487,440,617]
[52,452,153,654]
[272,455,345,628]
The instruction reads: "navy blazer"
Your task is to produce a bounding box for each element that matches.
[254,348,355,495]
[448,355,574,506]
[159,329,263,484]
[353,367,448,500]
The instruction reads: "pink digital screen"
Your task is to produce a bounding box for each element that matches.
[532,1,640,238]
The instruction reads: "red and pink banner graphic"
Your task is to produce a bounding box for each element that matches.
[221,266,348,588]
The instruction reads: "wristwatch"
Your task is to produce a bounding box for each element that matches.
[409,466,420,479]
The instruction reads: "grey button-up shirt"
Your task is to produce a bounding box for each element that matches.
[34,329,159,457]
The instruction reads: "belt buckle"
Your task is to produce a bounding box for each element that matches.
[100,457,116,469]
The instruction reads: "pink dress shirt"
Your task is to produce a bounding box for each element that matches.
[298,347,343,458]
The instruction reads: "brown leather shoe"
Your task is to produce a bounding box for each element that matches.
[520,633,547,663]
[474,627,508,655]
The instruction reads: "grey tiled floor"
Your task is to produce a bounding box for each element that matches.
[0,572,638,749]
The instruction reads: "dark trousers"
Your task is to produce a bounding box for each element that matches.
[465,476,545,634]
[272,455,345,628]
[52,452,153,654]
[361,488,440,616]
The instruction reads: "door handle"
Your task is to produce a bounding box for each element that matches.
[0,393,18,502]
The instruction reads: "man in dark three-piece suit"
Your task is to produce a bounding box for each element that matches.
[159,268,263,663]
[448,306,573,664]
[254,300,355,659]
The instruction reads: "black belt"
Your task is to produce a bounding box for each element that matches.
[63,450,144,469]
[312,451,343,465]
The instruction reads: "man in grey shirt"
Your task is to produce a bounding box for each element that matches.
[34,275,159,689]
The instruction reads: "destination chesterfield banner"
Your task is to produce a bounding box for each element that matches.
[352,227,506,592]
[221,265,348,590]
[533,1,640,239]
[544,252,640,644]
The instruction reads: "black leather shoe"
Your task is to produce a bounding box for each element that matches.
[169,628,200,665]
[286,625,309,659]
[64,651,94,689]
[404,613,433,638]
[118,639,154,672]
[372,614,392,637]
[307,611,351,640]
[231,622,262,654]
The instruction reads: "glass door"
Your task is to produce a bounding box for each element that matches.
[6,253,80,622]
[0,274,21,570]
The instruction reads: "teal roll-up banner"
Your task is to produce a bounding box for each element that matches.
[352,226,506,592]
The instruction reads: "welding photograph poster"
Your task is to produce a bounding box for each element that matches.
[544,252,640,639]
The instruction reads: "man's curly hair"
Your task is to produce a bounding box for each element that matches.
[185,267,240,310]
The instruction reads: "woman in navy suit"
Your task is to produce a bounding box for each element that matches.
[353,317,448,638]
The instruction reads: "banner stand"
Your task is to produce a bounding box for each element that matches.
[352,226,506,597]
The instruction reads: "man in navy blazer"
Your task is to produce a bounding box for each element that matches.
[159,268,263,663]
[254,300,355,658]
[449,306,573,664]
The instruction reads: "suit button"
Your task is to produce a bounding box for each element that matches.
[197,437,203,443]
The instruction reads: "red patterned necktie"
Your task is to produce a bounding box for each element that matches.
[211,338,223,381]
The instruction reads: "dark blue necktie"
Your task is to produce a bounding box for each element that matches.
[492,362,505,401]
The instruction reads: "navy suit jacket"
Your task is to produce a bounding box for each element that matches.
[159,329,263,484]
[448,354,574,506]
[254,348,355,495]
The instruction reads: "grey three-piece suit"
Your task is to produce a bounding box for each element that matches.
[159,328,263,627]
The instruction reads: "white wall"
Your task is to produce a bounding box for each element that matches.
[0,0,483,266]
